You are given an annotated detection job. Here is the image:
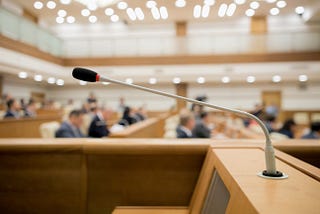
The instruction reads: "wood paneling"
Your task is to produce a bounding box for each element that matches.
[176,22,187,37]
[175,83,187,111]
[251,16,267,34]
[113,206,189,214]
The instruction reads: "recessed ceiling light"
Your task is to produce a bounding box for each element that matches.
[56,79,64,86]
[246,76,255,83]
[18,71,28,79]
[250,1,260,10]
[135,7,145,20]
[298,75,308,82]
[159,6,168,20]
[60,0,71,4]
[175,0,186,8]
[173,77,181,84]
[204,0,215,6]
[126,8,137,21]
[151,7,161,20]
[87,2,97,11]
[46,1,56,9]
[266,0,277,3]
[149,77,157,84]
[226,3,237,16]
[56,16,64,24]
[33,1,43,10]
[197,77,205,84]
[34,74,43,82]
[66,16,75,23]
[81,9,90,17]
[222,76,230,83]
[295,6,304,15]
[125,78,133,84]
[270,7,280,16]
[111,14,119,22]
[272,75,282,83]
[146,0,157,8]
[193,5,201,18]
[47,77,56,84]
[202,5,210,18]
[79,80,87,85]
[105,8,114,16]
[89,15,97,23]
[218,4,228,17]
[246,9,255,17]
[276,0,287,8]
[117,1,128,10]
[234,0,246,5]
[58,10,67,17]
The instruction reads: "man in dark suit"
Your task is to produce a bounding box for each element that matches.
[302,122,320,139]
[4,98,21,119]
[176,111,195,138]
[192,112,211,138]
[88,108,113,138]
[55,109,85,138]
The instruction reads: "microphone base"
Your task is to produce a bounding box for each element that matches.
[257,170,288,180]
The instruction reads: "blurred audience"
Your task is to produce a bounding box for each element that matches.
[133,106,147,122]
[301,121,320,139]
[87,92,97,104]
[24,99,37,117]
[192,112,211,138]
[55,109,85,138]
[88,108,113,138]
[176,111,195,138]
[4,98,21,119]
[118,106,137,126]
[277,119,296,139]
[118,96,126,114]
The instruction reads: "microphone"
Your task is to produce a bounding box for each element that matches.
[72,67,288,179]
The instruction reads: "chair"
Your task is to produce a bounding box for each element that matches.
[39,121,60,138]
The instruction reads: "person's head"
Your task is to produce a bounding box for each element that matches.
[200,112,209,124]
[179,112,195,131]
[27,100,36,111]
[68,109,84,128]
[101,108,113,121]
[123,106,132,118]
[281,119,296,132]
[7,99,20,111]
[311,121,320,133]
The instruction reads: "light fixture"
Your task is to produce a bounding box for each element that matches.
[79,80,87,85]
[89,15,97,23]
[202,5,210,18]
[117,1,128,10]
[125,78,133,84]
[135,7,145,20]
[234,0,245,5]
[149,77,157,84]
[111,14,119,22]
[175,0,186,8]
[56,79,64,86]
[102,82,110,85]
[298,75,308,82]
[34,74,43,82]
[126,8,137,21]
[193,5,201,18]
[204,0,215,6]
[60,0,71,4]
[146,0,157,8]
[105,8,114,16]
[197,77,205,84]
[222,76,230,83]
[295,6,304,15]
[250,1,260,10]
[272,75,282,83]
[270,7,280,15]
[151,7,161,20]
[159,6,168,19]
[47,77,56,84]
[173,77,181,84]
[246,9,255,17]
[56,17,65,24]
[33,1,43,10]
[246,76,255,83]
[81,9,90,17]
[218,4,228,17]
[276,0,287,8]
[18,72,28,79]
[46,1,56,9]
[226,3,237,17]
[87,1,98,11]
[66,16,75,23]
[58,10,67,17]
[266,0,277,3]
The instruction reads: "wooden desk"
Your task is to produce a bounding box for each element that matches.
[112,206,189,214]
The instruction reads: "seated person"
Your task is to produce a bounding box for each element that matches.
[55,109,85,138]
[24,99,37,117]
[4,98,21,119]
[192,112,211,138]
[277,119,296,139]
[176,112,195,138]
[88,108,113,138]
[133,106,147,122]
[118,106,136,126]
[301,121,320,139]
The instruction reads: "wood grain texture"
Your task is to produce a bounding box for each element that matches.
[113,206,189,214]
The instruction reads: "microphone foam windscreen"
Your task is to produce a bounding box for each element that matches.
[72,67,98,82]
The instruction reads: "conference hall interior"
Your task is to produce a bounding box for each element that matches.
[0,0,319,213]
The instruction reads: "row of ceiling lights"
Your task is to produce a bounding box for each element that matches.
[32,0,305,24]
[18,72,65,86]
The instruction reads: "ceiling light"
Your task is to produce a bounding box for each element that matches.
[81,9,90,17]
[276,0,287,8]
[218,4,228,17]
[298,75,308,82]
[193,5,201,18]
[117,1,128,10]
[270,7,280,15]
[58,10,67,17]
[34,74,43,82]
[47,77,56,84]
[126,8,137,21]
[246,76,255,83]
[173,77,181,84]
[56,79,64,86]
[222,76,230,83]
[87,2,98,11]
[46,1,56,9]
[18,72,28,79]
[89,15,97,23]
[135,7,145,20]
[79,80,87,85]
[149,77,157,84]
[56,17,64,24]
[246,9,255,17]
[226,3,237,16]
[272,75,282,83]
[60,0,71,4]
[146,0,157,8]
[202,5,210,18]
[204,0,215,6]
[105,8,114,16]
[266,0,277,3]
[159,6,168,20]
[197,77,205,84]
[151,7,161,20]
[175,0,186,8]
[111,14,119,22]
[125,78,133,84]
[234,0,245,4]
[33,1,43,10]
[66,16,75,23]
[295,6,304,15]
[250,1,259,10]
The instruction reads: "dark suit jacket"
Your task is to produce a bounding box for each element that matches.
[4,111,18,119]
[88,115,110,138]
[302,132,319,139]
[192,122,211,138]
[55,122,84,138]
[176,126,193,138]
